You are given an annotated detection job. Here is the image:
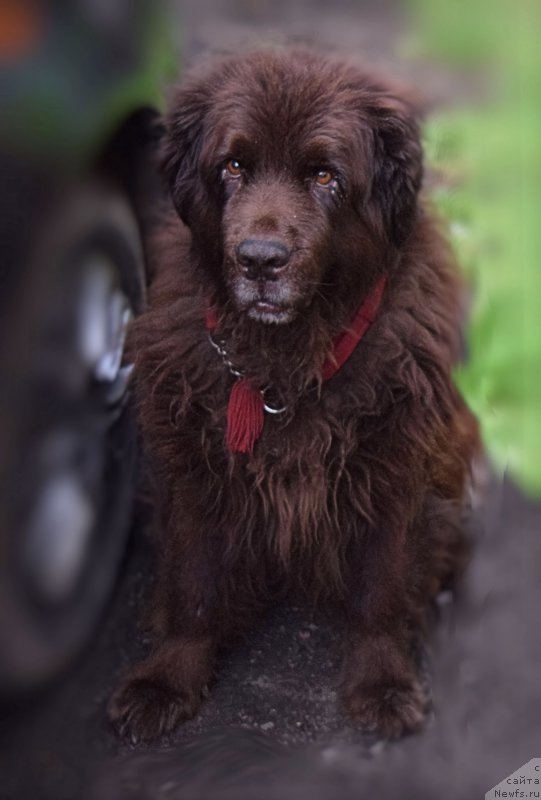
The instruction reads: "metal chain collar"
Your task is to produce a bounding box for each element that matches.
[208,332,287,415]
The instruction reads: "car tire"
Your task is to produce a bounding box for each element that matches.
[0,179,145,693]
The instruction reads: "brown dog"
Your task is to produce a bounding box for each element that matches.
[108,49,479,743]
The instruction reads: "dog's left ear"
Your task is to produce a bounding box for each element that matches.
[368,91,423,246]
[159,80,212,226]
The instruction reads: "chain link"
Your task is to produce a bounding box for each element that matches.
[208,332,287,416]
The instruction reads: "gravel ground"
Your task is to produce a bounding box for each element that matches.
[2,476,539,800]
[1,2,540,799]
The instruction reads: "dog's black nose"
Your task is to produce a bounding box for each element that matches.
[236,239,290,280]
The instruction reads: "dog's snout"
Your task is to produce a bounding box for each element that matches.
[236,239,290,279]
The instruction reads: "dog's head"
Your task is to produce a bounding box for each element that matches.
[161,50,423,324]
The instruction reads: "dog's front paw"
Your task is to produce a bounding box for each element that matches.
[108,677,203,744]
[342,679,428,739]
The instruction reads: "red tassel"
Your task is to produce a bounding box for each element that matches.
[226,379,265,454]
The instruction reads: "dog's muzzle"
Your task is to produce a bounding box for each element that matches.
[236,238,291,281]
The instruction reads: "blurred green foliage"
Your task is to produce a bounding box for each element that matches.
[409,0,541,496]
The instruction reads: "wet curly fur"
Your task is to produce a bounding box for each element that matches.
[108,49,479,743]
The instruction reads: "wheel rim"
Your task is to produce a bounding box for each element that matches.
[21,251,135,606]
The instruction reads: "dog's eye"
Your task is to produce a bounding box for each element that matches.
[225,159,242,178]
[315,170,334,186]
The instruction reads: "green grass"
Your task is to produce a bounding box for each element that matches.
[409,0,541,496]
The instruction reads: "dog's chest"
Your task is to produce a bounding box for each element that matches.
[182,349,371,572]
[233,388,355,504]
[197,348,360,465]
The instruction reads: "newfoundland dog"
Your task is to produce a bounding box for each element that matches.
[108,49,479,742]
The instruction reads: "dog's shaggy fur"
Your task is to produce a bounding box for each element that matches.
[108,50,480,742]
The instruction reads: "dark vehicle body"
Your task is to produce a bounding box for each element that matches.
[0,0,174,691]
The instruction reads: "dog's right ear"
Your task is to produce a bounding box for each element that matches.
[159,82,211,225]
[362,81,424,248]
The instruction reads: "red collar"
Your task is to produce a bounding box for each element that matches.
[206,275,387,454]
